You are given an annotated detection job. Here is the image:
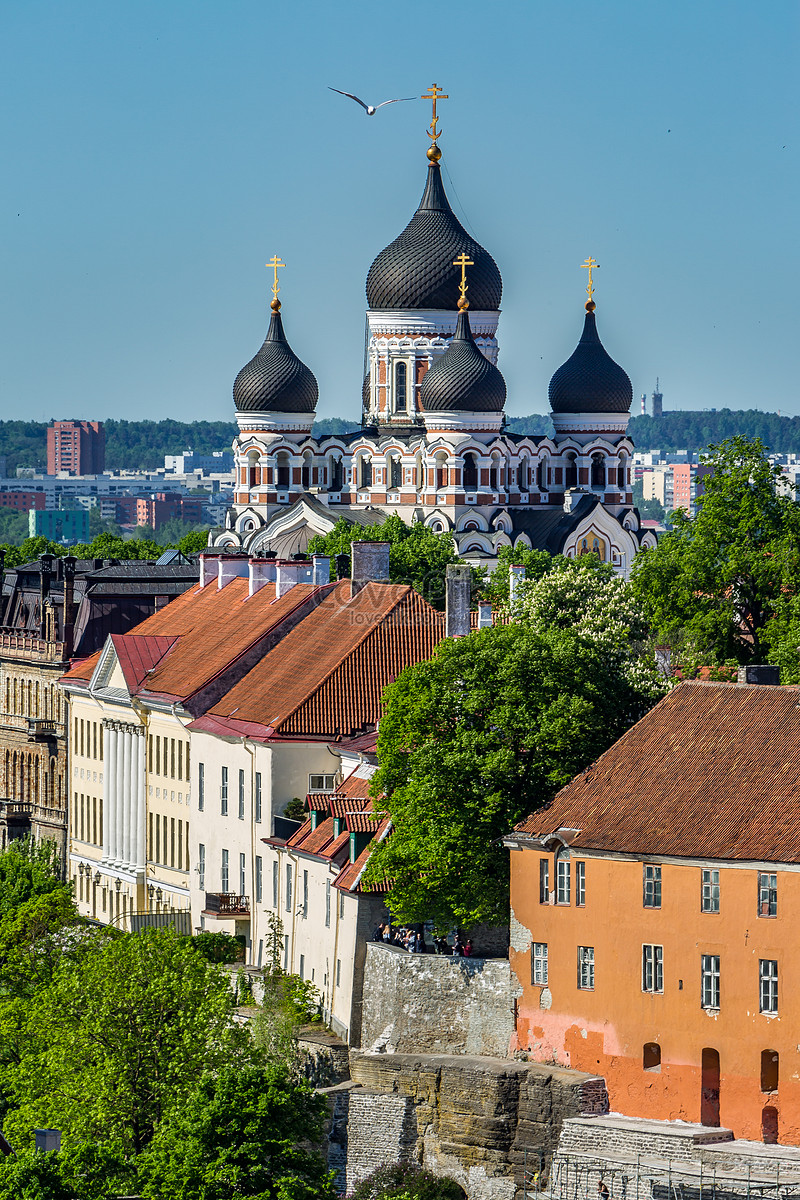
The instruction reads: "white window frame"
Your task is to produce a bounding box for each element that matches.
[759,959,778,1014]
[556,858,571,905]
[578,945,595,990]
[643,863,662,908]
[642,943,664,993]
[758,872,777,917]
[701,954,720,1010]
[576,861,586,907]
[701,868,720,913]
[309,773,336,793]
[532,942,548,986]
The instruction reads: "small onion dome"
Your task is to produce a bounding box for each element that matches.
[366,163,502,311]
[420,308,506,412]
[548,306,633,414]
[233,308,318,413]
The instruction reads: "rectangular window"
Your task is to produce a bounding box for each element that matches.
[701,954,720,1010]
[170,817,175,868]
[539,859,549,904]
[221,849,229,893]
[93,722,97,759]
[99,799,103,848]
[99,724,103,761]
[701,868,720,913]
[299,953,305,980]
[162,737,168,777]
[273,860,279,908]
[177,740,183,782]
[642,944,664,993]
[80,718,84,757]
[325,878,331,927]
[255,856,263,903]
[303,869,308,918]
[78,793,83,841]
[532,942,548,986]
[198,843,205,890]
[255,773,262,823]
[309,773,336,792]
[162,815,167,865]
[576,861,586,907]
[336,958,341,987]
[185,743,190,779]
[186,822,189,871]
[92,796,97,845]
[578,946,595,990]
[283,935,289,971]
[170,739,176,779]
[148,811,153,860]
[148,735,153,773]
[238,769,245,820]
[221,766,228,815]
[339,892,345,919]
[643,863,662,908]
[155,813,161,864]
[759,959,778,1014]
[285,863,292,912]
[198,762,205,812]
[556,858,570,905]
[239,853,246,897]
[177,820,183,870]
[155,736,161,776]
[758,872,777,917]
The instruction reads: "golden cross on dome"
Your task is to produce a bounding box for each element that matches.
[581,256,599,303]
[422,83,448,154]
[267,255,285,311]
[453,253,474,310]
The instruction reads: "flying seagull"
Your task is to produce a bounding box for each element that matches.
[328,87,415,116]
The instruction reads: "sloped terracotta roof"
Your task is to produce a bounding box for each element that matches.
[195,581,444,739]
[335,821,392,894]
[110,633,176,692]
[514,681,800,863]
[62,650,102,684]
[346,811,383,833]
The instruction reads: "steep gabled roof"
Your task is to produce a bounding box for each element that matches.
[514,681,800,863]
[192,580,444,740]
[109,634,176,693]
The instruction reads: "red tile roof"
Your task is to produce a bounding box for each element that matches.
[194,581,444,739]
[514,681,800,863]
[110,633,176,692]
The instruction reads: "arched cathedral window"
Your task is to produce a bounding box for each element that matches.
[395,362,407,412]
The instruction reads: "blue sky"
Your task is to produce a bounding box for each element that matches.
[0,0,797,425]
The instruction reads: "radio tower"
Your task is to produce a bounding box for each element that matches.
[652,377,663,419]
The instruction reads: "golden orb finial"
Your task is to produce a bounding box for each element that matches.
[581,256,599,307]
[422,83,448,158]
[267,254,285,312]
[453,252,474,311]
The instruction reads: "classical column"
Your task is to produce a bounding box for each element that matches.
[135,729,146,872]
[103,723,117,865]
[114,723,125,867]
[121,726,133,868]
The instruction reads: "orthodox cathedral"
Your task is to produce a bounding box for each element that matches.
[212,89,656,574]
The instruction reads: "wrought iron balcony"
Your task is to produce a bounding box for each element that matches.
[204,892,250,917]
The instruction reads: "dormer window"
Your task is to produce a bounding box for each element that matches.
[309,774,336,792]
[395,362,407,411]
[333,817,342,838]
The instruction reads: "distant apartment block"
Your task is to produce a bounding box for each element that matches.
[29,508,90,545]
[164,450,234,474]
[47,420,105,476]
[0,491,46,513]
[135,494,204,531]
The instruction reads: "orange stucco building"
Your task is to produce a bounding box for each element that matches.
[507,678,800,1146]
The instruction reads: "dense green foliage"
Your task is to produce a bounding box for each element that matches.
[365,561,664,926]
[137,1064,335,1200]
[350,1162,464,1200]
[308,514,465,608]
[0,839,65,924]
[0,528,207,569]
[627,409,800,454]
[630,437,800,672]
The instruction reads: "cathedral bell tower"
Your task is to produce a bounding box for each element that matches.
[362,85,502,433]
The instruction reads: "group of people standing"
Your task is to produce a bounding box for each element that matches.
[372,923,473,957]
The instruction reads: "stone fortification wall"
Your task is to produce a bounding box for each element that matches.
[360,942,521,1057]
[330,1050,607,1200]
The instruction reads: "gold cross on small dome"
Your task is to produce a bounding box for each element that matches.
[581,256,599,309]
[422,83,448,161]
[453,253,474,310]
[267,255,285,311]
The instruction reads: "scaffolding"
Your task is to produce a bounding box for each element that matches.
[545,1153,800,1200]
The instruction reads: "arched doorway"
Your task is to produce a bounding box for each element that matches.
[701,1048,720,1126]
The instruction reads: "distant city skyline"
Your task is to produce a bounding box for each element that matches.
[0,0,797,423]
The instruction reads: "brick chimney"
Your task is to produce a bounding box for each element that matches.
[276,558,314,598]
[446,564,471,638]
[312,554,331,585]
[248,553,277,597]
[198,550,223,588]
[217,554,249,590]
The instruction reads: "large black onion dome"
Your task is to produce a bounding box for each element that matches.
[548,308,633,414]
[420,309,506,412]
[366,164,502,311]
[233,310,318,413]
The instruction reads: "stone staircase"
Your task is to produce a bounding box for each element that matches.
[546,1115,800,1200]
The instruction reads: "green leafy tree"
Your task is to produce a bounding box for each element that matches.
[0,928,246,1154]
[0,1149,74,1200]
[480,544,562,606]
[137,1063,335,1200]
[0,887,83,998]
[365,610,663,927]
[630,436,800,667]
[308,515,464,608]
[350,1163,464,1200]
[0,839,64,924]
